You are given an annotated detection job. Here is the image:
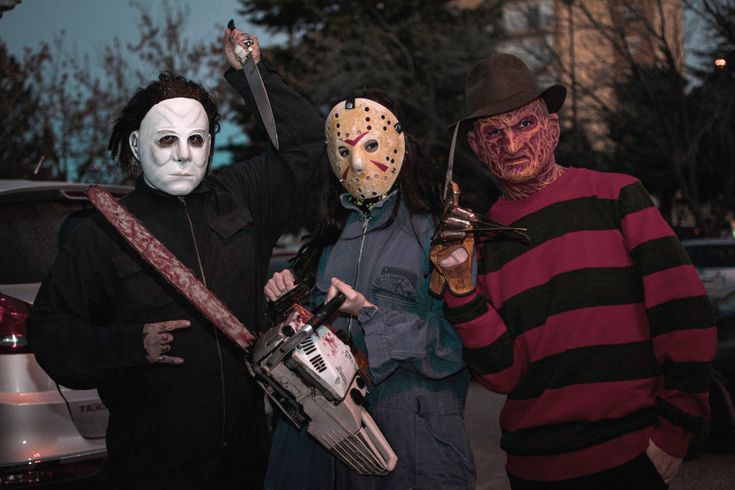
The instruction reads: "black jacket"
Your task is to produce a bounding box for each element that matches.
[26,63,324,489]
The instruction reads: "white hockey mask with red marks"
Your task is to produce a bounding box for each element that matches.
[325,98,405,201]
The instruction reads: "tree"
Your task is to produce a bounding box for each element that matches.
[4,0,229,183]
[234,0,506,212]
[515,0,734,235]
[592,0,735,236]
[686,0,735,235]
[0,42,55,179]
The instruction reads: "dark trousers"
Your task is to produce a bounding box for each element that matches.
[508,453,668,490]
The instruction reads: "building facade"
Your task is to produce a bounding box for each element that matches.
[457,0,685,149]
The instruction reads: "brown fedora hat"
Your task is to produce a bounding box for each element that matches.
[461,53,566,122]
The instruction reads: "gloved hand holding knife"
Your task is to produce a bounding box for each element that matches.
[224,19,280,150]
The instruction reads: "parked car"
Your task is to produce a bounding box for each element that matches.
[0,179,303,486]
[706,291,735,452]
[681,238,735,453]
[682,238,735,303]
[0,179,130,486]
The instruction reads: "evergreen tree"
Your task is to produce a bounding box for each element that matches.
[232,0,506,211]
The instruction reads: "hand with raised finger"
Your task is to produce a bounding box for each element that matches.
[264,269,296,302]
[142,320,190,365]
[325,277,375,316]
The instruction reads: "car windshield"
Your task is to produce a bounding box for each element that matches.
[685,244,735,269]
[0,199,91,284]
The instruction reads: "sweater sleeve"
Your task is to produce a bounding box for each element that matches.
[442,287,526,393]
[618,181,717,457]
[26,227,147,389]
[221,62,325,242]
[359,296,466,385]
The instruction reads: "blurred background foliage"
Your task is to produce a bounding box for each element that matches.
[0,0,733,235]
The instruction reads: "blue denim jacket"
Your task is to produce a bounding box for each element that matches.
[265,190,474,490]
[313,191,469,400]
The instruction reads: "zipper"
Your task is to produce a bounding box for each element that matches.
[347,213,370,339]
[332,211,370,486]
[178,196,228,447]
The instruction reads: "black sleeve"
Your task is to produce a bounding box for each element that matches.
[25,220,147,389]
[218,62,325,243]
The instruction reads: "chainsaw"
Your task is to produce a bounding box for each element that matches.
[250,292,397,475]
[87,186,398,476]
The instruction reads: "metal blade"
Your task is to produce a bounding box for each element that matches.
[228,19,279,150]
[243,57,280,150]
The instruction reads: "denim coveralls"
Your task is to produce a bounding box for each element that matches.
[265,190,474,490]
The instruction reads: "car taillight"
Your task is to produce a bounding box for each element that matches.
[0,294,31,354]
[0,457,105,485]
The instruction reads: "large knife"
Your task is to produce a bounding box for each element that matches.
[227,19,280,150]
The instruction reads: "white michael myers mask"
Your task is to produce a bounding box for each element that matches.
[129,97,211,196]
[325,98,405,201]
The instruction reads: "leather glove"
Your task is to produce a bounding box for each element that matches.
[429,182,530,296]
[430,182,475,296]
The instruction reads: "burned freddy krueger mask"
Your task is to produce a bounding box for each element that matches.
[467,98,560,191]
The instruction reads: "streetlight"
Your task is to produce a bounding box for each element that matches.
[714,57,727,70]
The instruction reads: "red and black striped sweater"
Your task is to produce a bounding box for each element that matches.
[444,167,716,481]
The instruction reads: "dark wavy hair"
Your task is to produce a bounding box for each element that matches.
[291,90,444,278]
[108,72,221,173]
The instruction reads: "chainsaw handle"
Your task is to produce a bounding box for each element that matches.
[307,292,346,329]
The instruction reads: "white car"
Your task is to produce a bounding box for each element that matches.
[0,179,130,486]
[682,238,735,304]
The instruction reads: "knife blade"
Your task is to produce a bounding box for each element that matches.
[227,19,279,150]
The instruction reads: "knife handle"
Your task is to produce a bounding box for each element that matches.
[227,19,252,65]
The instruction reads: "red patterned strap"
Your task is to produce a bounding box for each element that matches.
[86,185,255,350]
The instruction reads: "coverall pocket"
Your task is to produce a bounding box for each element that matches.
[209,207,253,241]
[418,410,475,488]
[372,266,419,311]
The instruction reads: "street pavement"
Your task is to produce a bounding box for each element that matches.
[464,381,735,490]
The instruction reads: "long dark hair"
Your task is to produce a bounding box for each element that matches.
[291,90,444,278]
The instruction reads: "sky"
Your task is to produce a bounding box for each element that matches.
[0,0,256,64]
[0,0,268,172]
[0,0,719,175]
